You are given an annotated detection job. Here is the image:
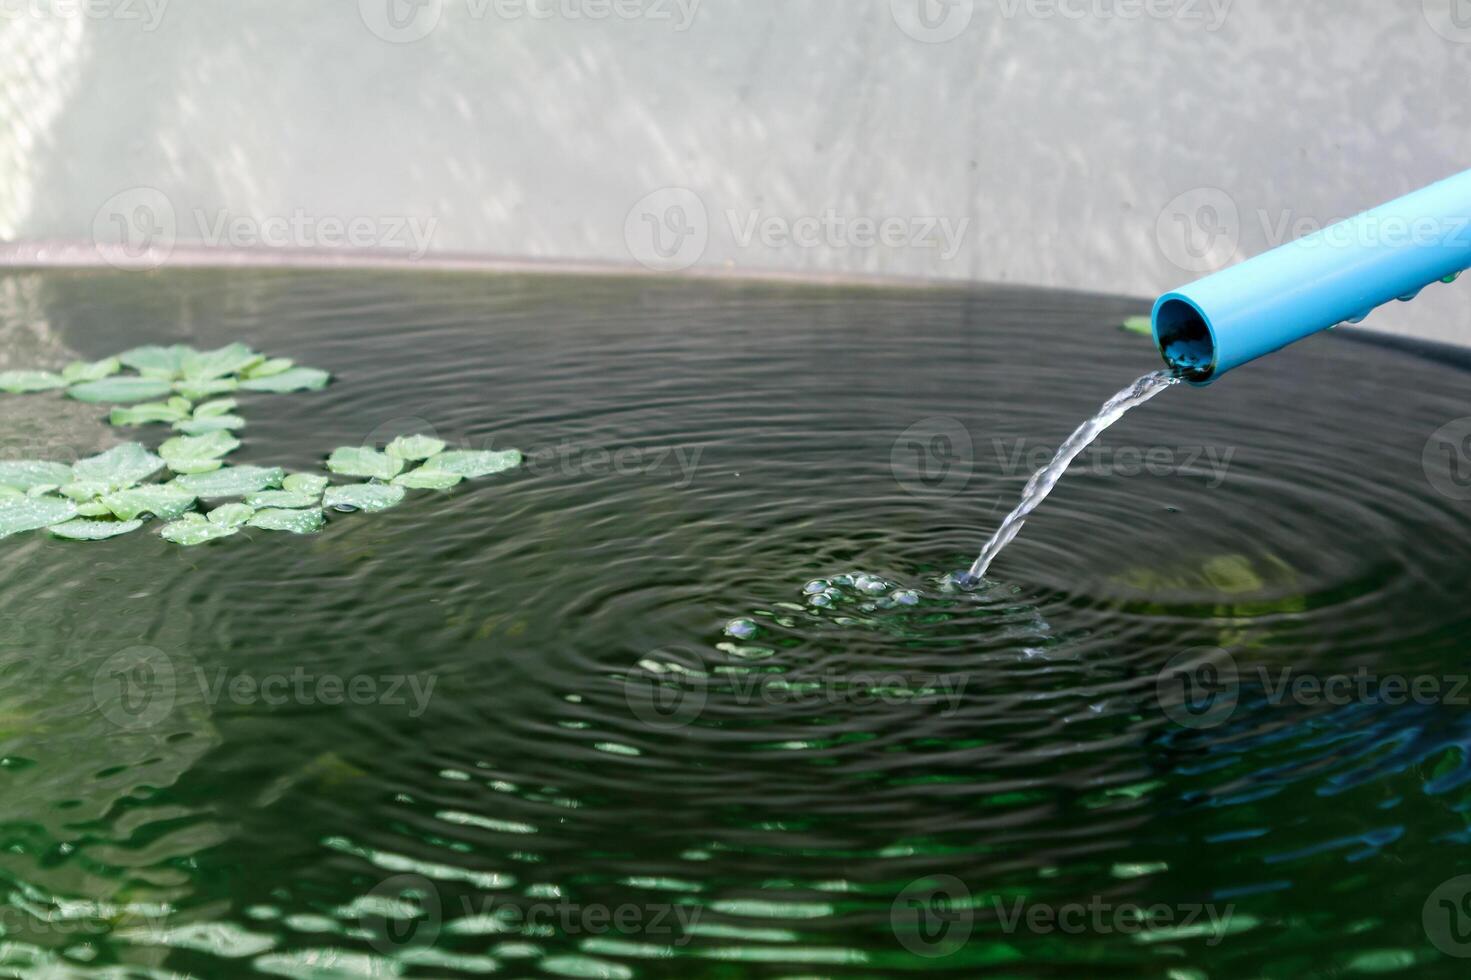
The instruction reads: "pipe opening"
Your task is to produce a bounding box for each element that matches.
[1155,297,1216,382]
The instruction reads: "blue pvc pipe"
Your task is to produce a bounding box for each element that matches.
[1152,169,1471,384]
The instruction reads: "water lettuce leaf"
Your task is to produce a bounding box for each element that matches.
[323,483,405,513]
[326,447,403,481]
[207,503,255,528]
[50,518,143,540]
[244,490,319,509]
[0,461,75,491]
[283,473,329,497]
[61,357,122,383]
[238,367,330,393]
[102,485,197,521]
[160,513,238,546]
[159,431,240,472]
[182,344,263,381]
[110,399,193,426]
[173,414,246,435]
[193,398,237,418]
[73,444,165,490]
[68,377,174,404]
[0,496,77,538]
[248,508,325,534]
[173,378,239,401]
[243,358,293,379]
[170,466,284,498]
[386,435,446,461]
[392,468,462,490]
[118,344,194,378]
[422,449,522,478]
[0,370,66,393]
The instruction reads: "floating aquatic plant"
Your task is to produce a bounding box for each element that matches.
[0,342,522,546]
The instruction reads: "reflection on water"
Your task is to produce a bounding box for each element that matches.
[0,267,1470,976]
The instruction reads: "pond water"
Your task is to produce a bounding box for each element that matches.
[2,267,1471,978]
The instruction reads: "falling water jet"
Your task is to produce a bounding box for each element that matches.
[959,371,1180,586]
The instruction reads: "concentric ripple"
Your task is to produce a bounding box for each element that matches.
[0,267,1469,977]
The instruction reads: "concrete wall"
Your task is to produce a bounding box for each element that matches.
[2,0,1469,342]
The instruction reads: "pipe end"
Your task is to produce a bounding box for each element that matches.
[1152,295,1217,384]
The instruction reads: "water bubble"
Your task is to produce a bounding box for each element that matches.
[803,580,828,595]
[892,590,921,606]
[331,503,359,513]
[724,618,758,640]
[1444,272,1462,284]
[808,593,832,608]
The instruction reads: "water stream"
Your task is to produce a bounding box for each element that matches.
[964,370,1180,583]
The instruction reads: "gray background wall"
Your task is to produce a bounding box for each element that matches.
[2,0,1469,342]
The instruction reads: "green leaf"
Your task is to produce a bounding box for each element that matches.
[247,508,325,534]
[422,449,522,478]
[242,357,293,379]
[170,466,284,499]
[386,435,446,461]
[392,468,463,490]
[326,447,403,480]
[49,518,143,541]
[75,500,113,517]
[68,377,174,404]
[25,483,59,497]
[173,415,246,435]
[282,473,329,497]
[1121,316,1154,336]
[167,459,224,475]
[238,367,330,393]
[181,343,263,381]
[0,370,66,393]
[0,496,77,538]
[159,431,240,472]
[59,481,108,501]
[118,344,194,378]
[73,443,165,490]
[0,485,21,499]
[0,461,75,491]
[110,401,191,426]
[207,503,255,528]
[101,485,197,521]
[244,490,319,509]
[193,398,238,418]
[61,358,122,383]
[173,378,239,401]
[323,483,405,513]
[160,513,238,546]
